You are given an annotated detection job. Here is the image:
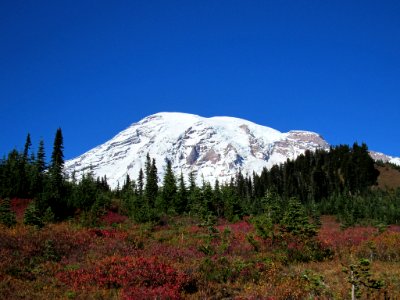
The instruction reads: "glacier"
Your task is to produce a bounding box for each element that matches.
[65,112,331,188]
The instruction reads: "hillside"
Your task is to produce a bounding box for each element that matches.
[376,164,400,190]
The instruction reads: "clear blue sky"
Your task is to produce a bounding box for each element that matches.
[1,0,399,160]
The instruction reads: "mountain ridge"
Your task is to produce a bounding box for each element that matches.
[65,112,399,188]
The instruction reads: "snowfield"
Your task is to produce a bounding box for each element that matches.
[65,112,397,188]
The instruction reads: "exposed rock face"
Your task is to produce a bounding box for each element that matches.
[64,112,331,188]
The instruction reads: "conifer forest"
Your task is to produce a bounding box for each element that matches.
[1,129,400,299]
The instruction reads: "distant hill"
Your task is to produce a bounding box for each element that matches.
[376,163,400,190]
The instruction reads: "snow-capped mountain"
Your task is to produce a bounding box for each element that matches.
[369,151,400,166]
[65,112,331,188]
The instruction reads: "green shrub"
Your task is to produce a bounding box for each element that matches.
[0,198,16,227]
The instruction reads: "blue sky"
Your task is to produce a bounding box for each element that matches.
[1,0,399,160]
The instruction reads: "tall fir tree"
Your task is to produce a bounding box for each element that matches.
[159,159,177,214]
[145,157,158,209]
[23,133,32,162]
[175,172,188,214]
[137,168,144,197]
[122,174,132,193]
[50,128,64,185]
[213,179,224,217]
[36,140,46,173]
[31,139,46,195]
[41,128,68,219]
[187,171,197,211]
[201,181,214,217]
[145,153,151,179]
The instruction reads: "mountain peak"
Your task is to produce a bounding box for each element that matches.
[64,113,330,188]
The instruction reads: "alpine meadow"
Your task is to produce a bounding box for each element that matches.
[1,1,400,299]
[1,114,400,299]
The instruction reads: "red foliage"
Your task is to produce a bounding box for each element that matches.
[388,225,400,232]
[100,211,128,225]
[187,225,201,234]
[145,242,203,261]
[122,284,182,300]
[215,220,255,255]
[238,261,267,281]
[57,256,190,299]
[10,198,32,220]
[88,228,128,239]
[217,219,253,235]
[358,231,400,261]
[318,217,378,250]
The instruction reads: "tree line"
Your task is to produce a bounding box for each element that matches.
[1,129,399,227]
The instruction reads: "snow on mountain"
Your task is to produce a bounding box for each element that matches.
[64,112,330,188]
[369,151,400,166]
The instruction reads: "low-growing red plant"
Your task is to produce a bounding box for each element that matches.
[388,225,400,232]
[88,228,128,239]
[217,219,253,235]
[357,231,400,261]
[57,255,192,299]
[10,198,32,221]
[122,284,182,300]
[318,217,377,251]
[145,242,204,261]
[100,211,128,225]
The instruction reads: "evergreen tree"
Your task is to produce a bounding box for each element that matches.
[145,157,158,209]
[187,171,197,210]
[70,173,98,211]
[221,181,241,222]
[42,206,55,224]
[95,175,110,192]
[122,168,149,222]
[23,201,43,227]
[20,133,35,198]
[213,179,224,217]
[0,198,16,227]
[42,128,68,219]
[281,197,316,238]
[19,133,34,198]
[50,128,64,185]
[36,140,46,173]
[159,160,177,214]
[175,172,188,214]
[262,190,285,224]
[30,139,46,196]
[120,174,136,217]
[201,181,214,217]
[352,143,379,191]
[122,174,132,193]
[344,259,384,300]
[188,171,197,193]
[2,149,24,197]
[91,192,110,221]
[23,133,32,162]
[137,168,144,197]
[115,181,121,198]
[252,172,265,199]
[190,187,204,217]
[311,166,328,201]
[252,212,274,240]
[145,153,151,179]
